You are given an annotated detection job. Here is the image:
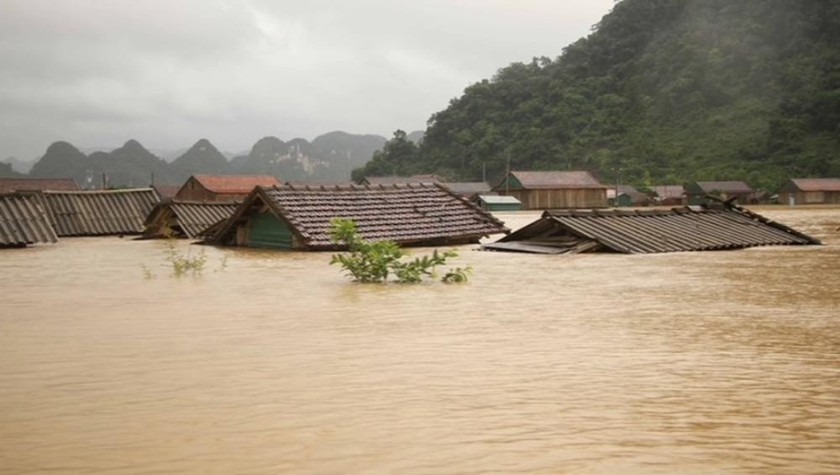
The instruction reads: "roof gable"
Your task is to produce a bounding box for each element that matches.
[144,200,239,239]
[212,183,508,249]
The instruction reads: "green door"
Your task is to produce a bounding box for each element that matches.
[248,212,294,249]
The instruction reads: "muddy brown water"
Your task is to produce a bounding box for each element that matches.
[1,206,838,474]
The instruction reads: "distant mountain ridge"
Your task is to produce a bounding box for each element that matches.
[23,131,400,187]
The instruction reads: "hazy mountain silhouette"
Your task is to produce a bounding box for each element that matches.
[22,131,391,188]
[170,139,231,181]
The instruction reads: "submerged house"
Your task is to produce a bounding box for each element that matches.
[475,195,522,212]
[174,174,280,202]
[143,201,240,239]
[482,202,820,254]
[208,183,508,250]
[778,178,840,205]
[0,193,58,248]
[651,185,686,206]
[686,181,753,205]
[35,188,161,237]
[493,171,609,210]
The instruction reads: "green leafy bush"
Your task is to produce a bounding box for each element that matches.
[328,218,470,284]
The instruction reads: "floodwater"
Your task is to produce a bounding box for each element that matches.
[1,206,838,474]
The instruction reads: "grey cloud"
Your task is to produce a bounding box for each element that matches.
[0,0,613,161]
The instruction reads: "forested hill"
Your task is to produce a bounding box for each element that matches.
[373,0,840,191]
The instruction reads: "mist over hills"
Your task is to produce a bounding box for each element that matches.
[20,131,399,188]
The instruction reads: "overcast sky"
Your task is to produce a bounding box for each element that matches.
[0,0,615,161]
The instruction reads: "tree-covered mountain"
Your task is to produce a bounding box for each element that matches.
[356,0,840,191]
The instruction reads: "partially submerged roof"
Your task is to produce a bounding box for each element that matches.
[186,174,281,194]
[482,203,820,254]
[495,171,607,190]
[0,193,58,247]
[785,178,840,192]
[36,188,161,236]
[691,181,753,194]
[210,183,509,250]
[143,200,239,239]
[651,185,685,199]
[444,182,492,196]
[0,178,80,194]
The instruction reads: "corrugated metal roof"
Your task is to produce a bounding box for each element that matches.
[211,183,509,250]
[38,188,161,236]
[0,178,80,194]
[0,193,58,246]
[143,201,239,239]
[789,178,840,192]
[483,204,820,254]
[478,195,521,205]
[190,174,280,194]
[504,171,607,189]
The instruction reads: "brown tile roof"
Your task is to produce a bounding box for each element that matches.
[0,193,58,246]
[483,204,820,254]
[788,178,840,192]
[152,184,182,200]
[212,183,509,250]
[191,174,280,194]
[143,200,239,239]
[0,178,80,194]
[506,171,607,189]
[694,181,753,194]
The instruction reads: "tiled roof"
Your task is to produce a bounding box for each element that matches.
[191,174,280,194]
[0,178,80,194]
[507,171,607,189]
[694,181,753,194]
[789,178,840,192]
[483,204,820,254]
[144,200,239,239]
[37,188,161,236]
[213,183,508,250]
[0,193,58,246]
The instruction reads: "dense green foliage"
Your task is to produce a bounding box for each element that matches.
[328,218,468,284]
[355,0,840,191]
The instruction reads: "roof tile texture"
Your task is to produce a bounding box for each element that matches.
[258,183,507,248]
[192,175,280,194]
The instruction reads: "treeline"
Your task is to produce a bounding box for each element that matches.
[355,0,840,191]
